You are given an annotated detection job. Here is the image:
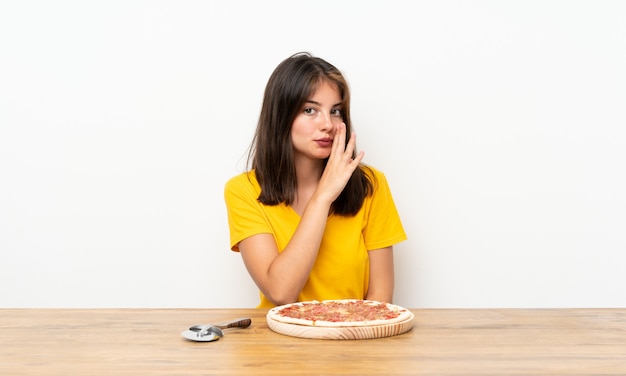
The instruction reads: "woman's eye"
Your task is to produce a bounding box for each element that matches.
[304,108,316,115]
[331,109,343,117]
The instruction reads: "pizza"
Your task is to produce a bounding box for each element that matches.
[266,299,412,327]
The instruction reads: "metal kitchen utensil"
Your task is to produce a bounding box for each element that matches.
[189,325,224,339]
[183,318,252,342]
[181,326,222,342]
[190,317,252,332]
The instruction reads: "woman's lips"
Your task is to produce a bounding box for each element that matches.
[315,139,333,148]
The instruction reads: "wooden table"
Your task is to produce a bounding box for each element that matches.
[1,308,625,375]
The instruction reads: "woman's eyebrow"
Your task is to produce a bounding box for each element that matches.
[304,100,342,107]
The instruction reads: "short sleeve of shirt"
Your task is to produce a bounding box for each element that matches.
[224,172,272,252]
[362,168,407,250]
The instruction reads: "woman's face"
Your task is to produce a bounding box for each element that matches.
[291,80,344,164]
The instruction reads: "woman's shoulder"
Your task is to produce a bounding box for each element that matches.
[225,170,259,191]
[361,164,388,182]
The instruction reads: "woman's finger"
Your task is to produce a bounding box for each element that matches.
[330,123,346,158]
[343,132,357,158]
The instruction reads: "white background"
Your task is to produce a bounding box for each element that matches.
[1,1,625,308]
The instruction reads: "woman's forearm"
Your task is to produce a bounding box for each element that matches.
[258,195,333,305]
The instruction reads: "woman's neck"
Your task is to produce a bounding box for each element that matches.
[294,156,324,187]
[292,157,325,215]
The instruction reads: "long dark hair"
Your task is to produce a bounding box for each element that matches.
[247,52,373,216]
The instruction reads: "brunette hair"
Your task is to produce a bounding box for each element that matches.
[247,52,373,216]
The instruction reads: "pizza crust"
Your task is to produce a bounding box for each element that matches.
[267,299,412,327]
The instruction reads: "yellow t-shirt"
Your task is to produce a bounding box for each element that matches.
[224,166,407,308]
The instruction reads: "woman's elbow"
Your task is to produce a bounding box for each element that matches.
[264,288,299,307]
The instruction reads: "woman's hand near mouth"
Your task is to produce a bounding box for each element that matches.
[314,123,364,206]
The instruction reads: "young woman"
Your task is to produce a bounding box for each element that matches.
[224,52,406,308]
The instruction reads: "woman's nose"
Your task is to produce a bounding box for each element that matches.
[318,112,334,131]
